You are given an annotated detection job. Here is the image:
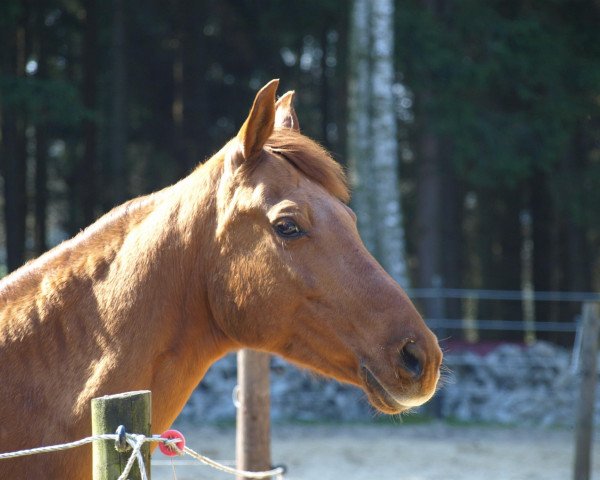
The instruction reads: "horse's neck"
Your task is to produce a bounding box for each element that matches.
[0,164,233,440]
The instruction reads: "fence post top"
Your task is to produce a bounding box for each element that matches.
[92,390,151,402]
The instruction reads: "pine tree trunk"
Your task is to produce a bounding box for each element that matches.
[415,0,443,314]
[33,6,48,255]
[3,11,29,271]
[320,23,331,150]
[562,128,591,324]
[441,140,462,318]
[176,0,208,175]
[172,28,185,174]
[530,172,552,339]
[335,4,350,166]
[81,0,98,225]
[3,116,28,272]
[415,111,442,307]
[34,127,48,255]
[109,0,127,205]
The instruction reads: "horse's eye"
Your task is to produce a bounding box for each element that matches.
[274,218,304,239]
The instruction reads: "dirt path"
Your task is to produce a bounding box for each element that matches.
[152,421,600,480]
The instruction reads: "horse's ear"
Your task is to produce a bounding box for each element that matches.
[275,91,300,131]
[237,79,279,162]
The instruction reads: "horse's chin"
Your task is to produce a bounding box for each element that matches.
[359,364,432,415]
[360,365,407,414]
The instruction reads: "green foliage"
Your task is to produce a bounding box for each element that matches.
[0,75,88,125]
[397,0,600,222]
[551,161,600,228]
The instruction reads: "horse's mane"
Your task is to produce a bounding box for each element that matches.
[265,129,350,203]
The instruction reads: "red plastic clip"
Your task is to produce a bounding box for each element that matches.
[159,429,186,457]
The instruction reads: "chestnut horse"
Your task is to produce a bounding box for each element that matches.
[0,80,442,478]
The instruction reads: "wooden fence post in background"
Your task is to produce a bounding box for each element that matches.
[236,349,272,480]
[573,303,600,480]
[91,390,152,480]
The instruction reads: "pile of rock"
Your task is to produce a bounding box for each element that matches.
[180,342,600,426]
[441,342,598,426]
[181,355,371,423]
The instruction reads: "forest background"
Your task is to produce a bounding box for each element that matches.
[1,0,599,344]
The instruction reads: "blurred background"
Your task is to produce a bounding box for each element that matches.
[1,0,599,478]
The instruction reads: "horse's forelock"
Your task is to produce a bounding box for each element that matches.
[264,129,350,203]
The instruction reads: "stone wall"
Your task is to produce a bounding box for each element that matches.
[181,355,372,423]
[181,342,600,426]
[441,342,600,426]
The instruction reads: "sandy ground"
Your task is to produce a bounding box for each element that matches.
[151,420,600,480]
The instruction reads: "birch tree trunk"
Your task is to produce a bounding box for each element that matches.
[347,0,408,286]
[347,0,376,254]
[370,0,408,286]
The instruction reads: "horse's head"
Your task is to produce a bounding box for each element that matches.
[209,79,442,414]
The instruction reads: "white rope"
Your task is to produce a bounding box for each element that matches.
[0,432,285,480]
[0,433,117,460]
[118,435,147,480]
[178,445,285,479]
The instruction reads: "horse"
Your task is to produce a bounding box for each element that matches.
[0,79,442,478]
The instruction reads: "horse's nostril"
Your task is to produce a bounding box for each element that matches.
[399,342,423,379]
